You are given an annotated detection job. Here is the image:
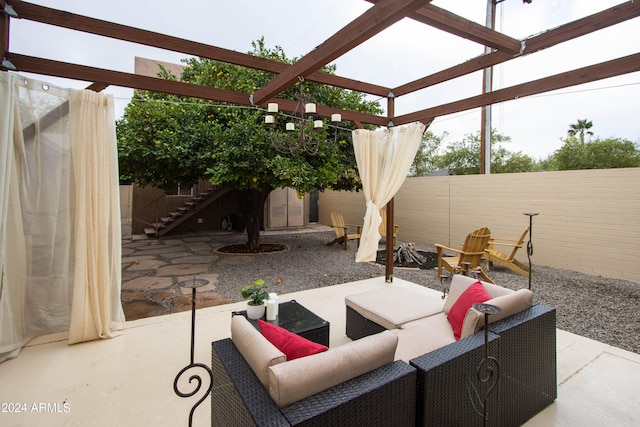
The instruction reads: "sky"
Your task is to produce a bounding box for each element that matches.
[7,0,640,159]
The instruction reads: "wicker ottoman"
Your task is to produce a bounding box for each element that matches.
[345,287,444,340]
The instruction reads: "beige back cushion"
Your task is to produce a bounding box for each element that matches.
[268,330,398,408]
[230,315,286,388]
[459,289,533,339]
[443,274,513,315]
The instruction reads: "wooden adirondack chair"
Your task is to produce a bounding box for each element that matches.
[435,227,494,284]
[379,209,399,246]
[485,227,532,277]
[327,211,361,250]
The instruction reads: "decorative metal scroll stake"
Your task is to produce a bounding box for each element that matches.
[439,274,449,299]
[473,303,502,427]
[523,212,539,290]
[174,277,213,427]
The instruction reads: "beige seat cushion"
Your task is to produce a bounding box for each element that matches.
[230,315,286,388]
[268,330,398,408]
[345,287,444,330]
[460,289,533,339]
[391,313,456,362]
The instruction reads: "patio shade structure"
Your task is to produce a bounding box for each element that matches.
[1,0,639,281]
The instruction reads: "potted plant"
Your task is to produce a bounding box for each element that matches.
[241,279,275,319]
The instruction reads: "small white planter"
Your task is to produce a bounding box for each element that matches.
[246,302,265,320]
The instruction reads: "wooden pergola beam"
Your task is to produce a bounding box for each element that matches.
[367,0,522,54]
[252,0,430,105]
[6,52,250,103]
[393,0,640,97]
[3,0,638,127]
[394,52,640,125]
[4,0,392,97]
[4,52,390,126]
[0,0,9,63]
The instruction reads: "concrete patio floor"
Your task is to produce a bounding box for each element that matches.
[1,276,639,426]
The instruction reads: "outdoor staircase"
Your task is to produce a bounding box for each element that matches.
[143,184,232,238]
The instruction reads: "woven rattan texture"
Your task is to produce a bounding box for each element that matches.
[211,340,288,426]
[490,303,557,426]
[411,331,501,426]
[212,339,417,426]
[297,324,330,347]
[346,305,387,340]
[282,361,416,426]
[409,303,557,426]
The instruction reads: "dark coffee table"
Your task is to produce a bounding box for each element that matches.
[233,299,330,347]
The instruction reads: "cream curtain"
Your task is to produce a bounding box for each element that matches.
[68,89,124,344]
[353,122,425,262]
[0,73,124,362]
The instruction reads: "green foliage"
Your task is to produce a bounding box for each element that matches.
[553,136,640,170]
[567,119,594,144]
[412,118,638,174]
[429,130,535,175]
[241,278,278,305]
[116,92,216,188]
[434,133,480,175]
[532,155,557,172]
[492,146,535,174]
[555,120,640,170]
[117,37,381,195]
[409,131,445,176]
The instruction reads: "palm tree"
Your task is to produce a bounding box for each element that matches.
[567,119,594,144]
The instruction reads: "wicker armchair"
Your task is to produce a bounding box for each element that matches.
[410,303,556,426]
[211,338,417,426]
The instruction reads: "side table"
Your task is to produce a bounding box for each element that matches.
[233,299,330,347]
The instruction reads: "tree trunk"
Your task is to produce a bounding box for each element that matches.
[239,187,271,251]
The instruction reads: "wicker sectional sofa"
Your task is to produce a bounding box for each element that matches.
[345,275,557,426]
[210,275,556,426]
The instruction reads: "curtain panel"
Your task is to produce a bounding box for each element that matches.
[352,122,425,262]
[68,89,124,344]
[0,73,124,362]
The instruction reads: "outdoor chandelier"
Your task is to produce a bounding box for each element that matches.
[264,77,341,155]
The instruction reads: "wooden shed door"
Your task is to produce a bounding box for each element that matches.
[269,188,304,228]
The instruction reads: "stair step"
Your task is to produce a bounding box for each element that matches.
[169,211,182,218]
[160,217,174,223]
[177,207,191,212]
[144,227,157,236]
[151,223,166,229]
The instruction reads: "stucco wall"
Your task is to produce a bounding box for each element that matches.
[319,168,640,284]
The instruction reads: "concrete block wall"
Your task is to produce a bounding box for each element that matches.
[319,168,640,284]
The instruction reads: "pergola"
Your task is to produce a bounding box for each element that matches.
[3,0,639,125]
[2,0,639,279]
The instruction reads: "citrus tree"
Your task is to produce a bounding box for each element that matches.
[117,38,382,249]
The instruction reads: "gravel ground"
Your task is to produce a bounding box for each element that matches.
[132,229,640,355]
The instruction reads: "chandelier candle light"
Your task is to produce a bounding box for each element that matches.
[264,78,342,155]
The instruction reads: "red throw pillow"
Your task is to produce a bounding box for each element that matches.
[258,320,328,360]
[447,281,491,340]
